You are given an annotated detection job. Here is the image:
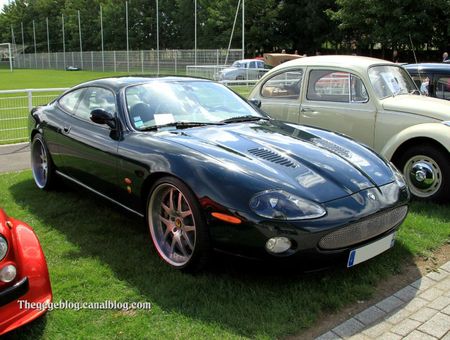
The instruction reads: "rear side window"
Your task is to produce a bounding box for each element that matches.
[307,70,368,103]
[261,70,303,99]
[436,76,450,100]
[75,87,116,120]
[59,88,85,113]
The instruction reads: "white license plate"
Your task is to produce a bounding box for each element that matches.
[347,232,396,268]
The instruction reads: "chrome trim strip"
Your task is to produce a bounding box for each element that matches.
[55,170,144,218]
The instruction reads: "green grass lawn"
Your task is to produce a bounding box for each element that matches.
[0,69,448,338]
[0,171,449,339]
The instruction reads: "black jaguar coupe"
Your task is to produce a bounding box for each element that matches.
[29,76,409,272]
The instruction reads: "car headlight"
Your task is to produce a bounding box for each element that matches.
[389,162,406,188]
[249,190,326,220]
[0,236,7,261]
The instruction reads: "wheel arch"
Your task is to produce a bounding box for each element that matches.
[391,137,449,167]
[380,123,450,161]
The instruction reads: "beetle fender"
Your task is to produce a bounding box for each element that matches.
[380,123,450,160]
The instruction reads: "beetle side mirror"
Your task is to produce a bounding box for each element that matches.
[249,98,262,108]
[90,109,116,129]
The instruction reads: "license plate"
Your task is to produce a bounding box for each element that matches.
[347,232,396,268]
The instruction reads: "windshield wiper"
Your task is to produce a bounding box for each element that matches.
[220,115,270,124]
[140,121,224,131]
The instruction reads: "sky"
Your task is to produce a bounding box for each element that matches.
[0,0,9,13]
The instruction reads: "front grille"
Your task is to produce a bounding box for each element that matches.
[248,148,297,168]
[318,205,408,250]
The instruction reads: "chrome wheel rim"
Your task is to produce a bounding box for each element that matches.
[148,183,196,267]
[403,155,442,198]
[31,139,49,189]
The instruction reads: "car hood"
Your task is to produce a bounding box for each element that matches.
[158,120,395,203]
[381,95,450,121]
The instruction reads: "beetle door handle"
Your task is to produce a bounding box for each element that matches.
[301,106,313,113]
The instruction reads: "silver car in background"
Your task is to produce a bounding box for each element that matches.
[217,59,268,81]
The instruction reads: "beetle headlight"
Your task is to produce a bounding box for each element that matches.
[0,236,7,261]
[389,162,406,188]
[249,190,326,220]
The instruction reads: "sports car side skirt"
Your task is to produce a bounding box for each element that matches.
[55,171,144,218]
[0,277,29,307]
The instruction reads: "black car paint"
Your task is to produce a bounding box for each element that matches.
[30,77,409,263]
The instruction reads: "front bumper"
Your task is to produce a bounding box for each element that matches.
[209,183,409,269]
[0,277,29,307]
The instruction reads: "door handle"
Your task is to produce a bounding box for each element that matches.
[301,107,314,113]
[62,126,71,134]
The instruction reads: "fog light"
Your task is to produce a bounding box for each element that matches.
[0,264,17,283]
[265,237,291,254]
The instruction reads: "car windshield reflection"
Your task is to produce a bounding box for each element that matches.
[125,81,262,130]
[368,65,418,99]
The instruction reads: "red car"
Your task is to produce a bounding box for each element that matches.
[0,208,52,336]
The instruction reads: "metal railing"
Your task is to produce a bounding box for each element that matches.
[0,88,67,144]
[13,49,243,74]
[0,81,255,145]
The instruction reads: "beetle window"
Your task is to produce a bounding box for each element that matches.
[436,76,450,100]
[58,88,85,113]
[307,70,368,103]
[261,70,303,99]
[74,87,116,121]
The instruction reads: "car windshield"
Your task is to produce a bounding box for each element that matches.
[232,61,243,68]
[368,65,418,99]
[125,80,264,130]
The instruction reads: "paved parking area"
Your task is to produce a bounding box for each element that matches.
[317,261,450,339]
[0,142,30,173]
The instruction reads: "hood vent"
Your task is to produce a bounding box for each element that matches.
[312,138,350,158]
[248,148,297,168]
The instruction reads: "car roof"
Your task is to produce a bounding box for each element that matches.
[403,63,450,73]
[277,55,395,73]
[72,76,210,91]
[234,59,263,63]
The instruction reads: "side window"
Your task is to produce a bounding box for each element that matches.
[58,88,85,113]
[257,61,264,69]
[261,69,303,99]
[75,87,116,121]
[249,61,256,69]
[410,74,430,96]
[307,70,368,103]
[436,76,450,100]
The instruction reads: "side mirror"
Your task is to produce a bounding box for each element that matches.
[90,109,116,129]
[249,98,262,108]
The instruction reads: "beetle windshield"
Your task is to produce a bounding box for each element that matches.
[368,65,418,99]
[125,80,264,130]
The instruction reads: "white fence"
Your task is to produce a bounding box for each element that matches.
[13,49,243,75]
[0,88,68,144]
[0,81,255,145]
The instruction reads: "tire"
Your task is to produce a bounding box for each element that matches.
[31,133,56,190]
[146,177,211,272]
[396,144,450,203]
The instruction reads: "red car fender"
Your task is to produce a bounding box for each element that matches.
[0,210,52,336]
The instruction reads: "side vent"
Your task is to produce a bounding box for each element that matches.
[248,148,297,168]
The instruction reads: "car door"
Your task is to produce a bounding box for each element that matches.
[299,68,377,147]
[56,86,120,198]
[258,68,304,123]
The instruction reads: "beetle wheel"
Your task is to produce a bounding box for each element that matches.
[397,144,449,202]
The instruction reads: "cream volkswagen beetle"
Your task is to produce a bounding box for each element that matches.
[249,55,450,202]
